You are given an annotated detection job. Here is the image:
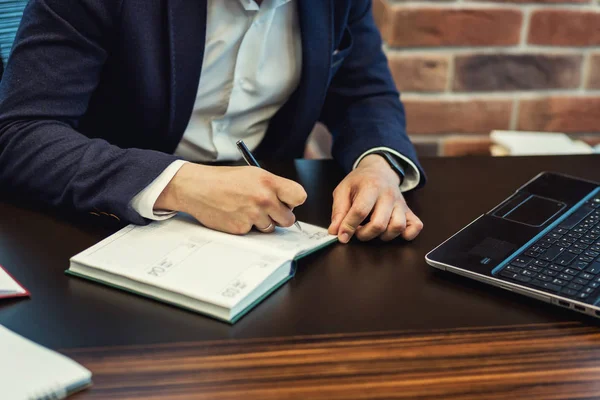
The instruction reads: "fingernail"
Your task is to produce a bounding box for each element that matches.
[340,233,350,243]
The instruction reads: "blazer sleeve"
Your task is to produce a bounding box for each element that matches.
[319,0,426,189]
[0,0,178,225]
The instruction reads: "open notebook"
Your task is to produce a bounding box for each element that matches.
[1,325,92,400]
[67,215,337,323]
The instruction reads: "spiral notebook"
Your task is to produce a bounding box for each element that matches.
[0,325,92,400]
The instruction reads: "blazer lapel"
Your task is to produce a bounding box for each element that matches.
[165,0,208,150]
[255,0,333,159]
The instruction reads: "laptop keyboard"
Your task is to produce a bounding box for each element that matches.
[497,195,600,302]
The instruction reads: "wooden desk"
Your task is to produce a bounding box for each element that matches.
[2,156,600,399]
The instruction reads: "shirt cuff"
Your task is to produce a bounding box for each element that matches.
[352,147,421,192]
[129,160,188,220]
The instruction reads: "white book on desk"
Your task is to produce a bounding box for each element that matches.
[1,325,92,400]
[67,215,337,323]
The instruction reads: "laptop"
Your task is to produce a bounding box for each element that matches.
[426,172,600,318]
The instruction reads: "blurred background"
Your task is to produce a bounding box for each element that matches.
[374,0,600,157]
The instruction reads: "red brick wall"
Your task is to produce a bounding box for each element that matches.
[373,0,600,156]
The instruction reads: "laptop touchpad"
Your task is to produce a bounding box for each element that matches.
[498,195,565,227]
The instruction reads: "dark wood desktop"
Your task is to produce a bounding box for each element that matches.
[1,156,600,399]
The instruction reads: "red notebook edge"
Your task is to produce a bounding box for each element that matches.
[0,265,31,299]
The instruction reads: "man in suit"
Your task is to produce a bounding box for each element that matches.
[0,0,425,243]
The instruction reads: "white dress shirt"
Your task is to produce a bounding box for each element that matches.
[130,0,420,220]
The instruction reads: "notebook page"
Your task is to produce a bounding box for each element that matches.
[0,266,26,295]
[0,325,91,400]
[71,218,290,308]
[188,218,338,259]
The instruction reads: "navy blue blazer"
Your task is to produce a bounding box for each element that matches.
[0,0,425,225]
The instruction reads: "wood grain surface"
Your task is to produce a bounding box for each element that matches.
[67,322,600,399]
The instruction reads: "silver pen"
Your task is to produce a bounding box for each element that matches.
[235,140,303,232]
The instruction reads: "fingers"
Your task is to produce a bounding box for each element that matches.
[337,186,378,244]
[254,212,276,233]
[329,183,351,235]
[355,192,395,241]
[380,204,408,242]
[267,201,296,228]
[402,209,424,241]
[270,174,307,209]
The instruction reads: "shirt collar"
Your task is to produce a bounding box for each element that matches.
[239,0,291,12]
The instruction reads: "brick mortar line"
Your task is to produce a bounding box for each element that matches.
[581,51,592,90]
[519,7,531,48]
[446,54,455,92]
[510,98,520,130]
[386,2,600,10]
[401,90,600,99]
[384,47,600,54]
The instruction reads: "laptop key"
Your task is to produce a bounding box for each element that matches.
[530,280,561,292]
[539,247,564,262]
[589,282,600,289]
[554,228,569,235]
[573,261,589,270]
[558,241,572,248]
[585,250,600,258]
[558,273,573,281]
[580,239,594,245]
[585,263,600,274]
[583,287,595,294]
[514,275,532,283]
[567,233,582,239]
[537,274,552,282]
[555,252,578,266]
[568,283,583,290]
[526,265,543,272]
[574,243,589,250]
[546,270,558,277]
[569,248,583,255]
[552,278,568,286]
[511,256,533,267]
[579,273,594,281]
[577,292,590,299]
[500,271,520,280]
[525,251,540,258]
[522,269,536,277]
[533,259,550,267]
[549,264,564,272]
[579,256,594,263]
[561,288,578,297]
[505,265,523,274]
[564,268,579,275]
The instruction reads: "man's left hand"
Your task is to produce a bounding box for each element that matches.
[328,154,423,243]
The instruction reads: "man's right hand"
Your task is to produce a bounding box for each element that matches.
[154,163,307,234]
